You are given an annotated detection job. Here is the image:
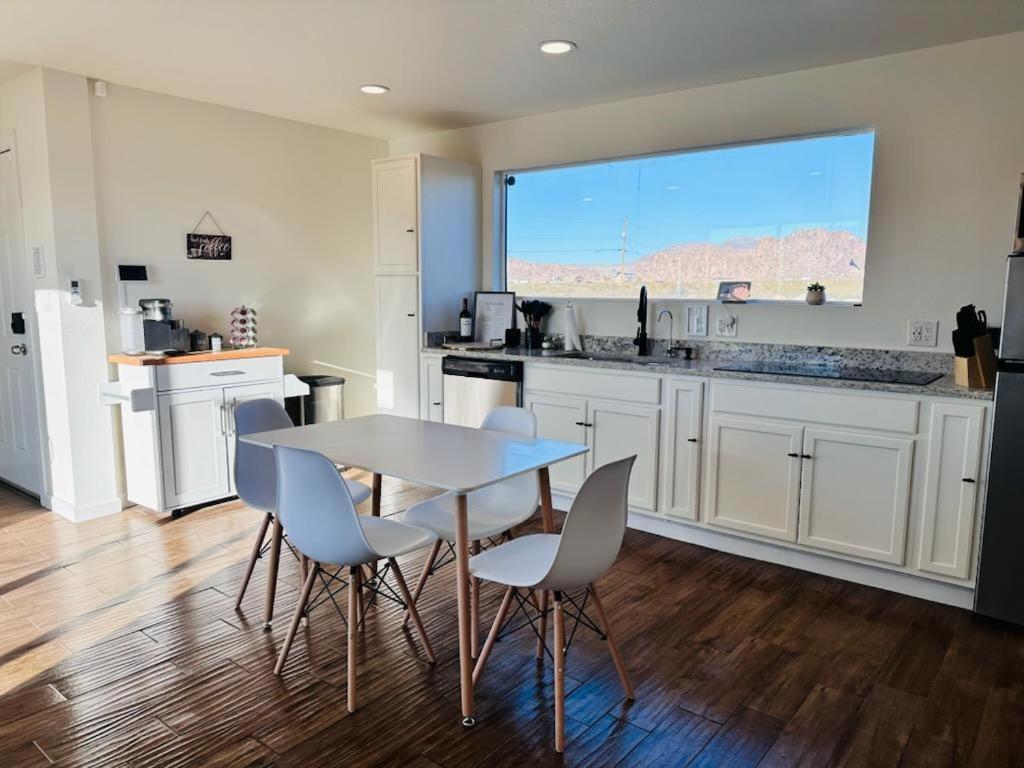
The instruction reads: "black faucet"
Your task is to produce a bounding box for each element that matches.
[633,285,649,356]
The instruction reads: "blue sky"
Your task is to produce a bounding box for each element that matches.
[506,131,875,266]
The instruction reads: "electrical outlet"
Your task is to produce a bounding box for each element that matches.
[908,320,938,347]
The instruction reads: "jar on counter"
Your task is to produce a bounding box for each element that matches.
[118,308,145,354]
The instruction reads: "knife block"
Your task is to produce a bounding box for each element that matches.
[954,334,997,389]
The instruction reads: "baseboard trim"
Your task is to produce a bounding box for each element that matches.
[50,496,123,523]
[549,490,975,609]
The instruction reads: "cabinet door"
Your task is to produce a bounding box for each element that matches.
[420,356,444,422]
[373,157,418,273]
[706,416,802,541]
[376,275,420,417]
[223,380,285,493]
[661,380,703,519]
[158,389,230,509]
[917,403,985,578]
[588,400,660,512]
[525,393,588,495]
[798,429,913,565]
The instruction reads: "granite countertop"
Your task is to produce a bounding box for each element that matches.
[422,345,993,401]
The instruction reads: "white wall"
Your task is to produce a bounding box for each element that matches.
[90,84,388,415]
[391,32,1024,352]
[0,68,120,519]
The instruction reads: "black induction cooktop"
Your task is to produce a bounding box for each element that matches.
[713,361,943,386]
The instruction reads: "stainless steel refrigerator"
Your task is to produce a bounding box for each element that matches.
[974,247,1024,624]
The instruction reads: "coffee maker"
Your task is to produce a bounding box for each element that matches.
[139,299,190,353]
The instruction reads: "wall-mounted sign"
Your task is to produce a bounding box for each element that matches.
[187,211,231,260]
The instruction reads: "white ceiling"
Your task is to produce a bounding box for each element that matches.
[1,0,1023,139]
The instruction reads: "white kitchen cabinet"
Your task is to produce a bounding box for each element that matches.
[588,400,660,511]
[376,275,420,418]
[420,356,444,422]
[661,379,703,520]
[525,393,588,494]
[917,403,985,578]
[797,428,914,565]
[115,351,293,516]
[705,415,803,542]
[158,389,231,509]
[375,154,480,418]
[373,156,419,273]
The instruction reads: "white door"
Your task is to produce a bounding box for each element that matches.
[705,416,803,541]
[525,393,588,495]
[661,379,703,520]
[587,400,660,512]
[375,274,419,417]
[917,403,985,578]
[798,428,913,565]
[0,145,43,496]
[373,157,418,273]
[158,389,230,509]
[420,356,444,422]
[223,380,285,493]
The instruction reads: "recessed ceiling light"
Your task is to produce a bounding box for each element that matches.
[360,84,390,95]
[539,40,577,55]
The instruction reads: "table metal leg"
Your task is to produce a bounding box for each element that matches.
[471,539,481,658]
[370,473,382,601]
[455,492,475,725]
[263,515,283,629]
[536,467,555,658]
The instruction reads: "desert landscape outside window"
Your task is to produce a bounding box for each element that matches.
[504,129,875,302]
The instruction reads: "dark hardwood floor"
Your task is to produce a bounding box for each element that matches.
[0,477,1021,767]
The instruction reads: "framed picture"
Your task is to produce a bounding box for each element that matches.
[716,313,739,338]
[187,233,232,261]
[474,291,516,345]
[685,305,708,337]
[717,281,751,303]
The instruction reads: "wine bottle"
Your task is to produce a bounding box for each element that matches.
[459,298,473,340]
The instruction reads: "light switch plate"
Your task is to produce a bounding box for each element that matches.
[908,320,938,347]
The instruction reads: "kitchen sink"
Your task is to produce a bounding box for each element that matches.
[557,351,675,367]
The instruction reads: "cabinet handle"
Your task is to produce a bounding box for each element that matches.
[432,402,441,406]
[962,477,976,484]
[210,370,246,377]
[787,452,799,458]
[574,421,584,426]
[801,454,813,460]
[584,422,593,428]
[687,438,698,443]
[407,313,416,317]
[220,404,228,436]
[406,228,415,233]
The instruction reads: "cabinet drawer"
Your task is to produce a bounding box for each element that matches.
[526,366,660,405]
[156,357,282,392]
[710,382,919,434]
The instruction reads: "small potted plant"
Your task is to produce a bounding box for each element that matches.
[805,282,826,305]
[515,299,553,348]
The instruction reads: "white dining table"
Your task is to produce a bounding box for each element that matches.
[241,413,589,725]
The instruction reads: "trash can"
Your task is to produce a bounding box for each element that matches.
[285,375,345,426]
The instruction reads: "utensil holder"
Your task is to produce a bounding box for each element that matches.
[954,334,997,389]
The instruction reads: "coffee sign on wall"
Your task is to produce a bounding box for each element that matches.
[187,211,232,260]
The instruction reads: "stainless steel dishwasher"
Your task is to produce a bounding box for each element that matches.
[441,356,523,427]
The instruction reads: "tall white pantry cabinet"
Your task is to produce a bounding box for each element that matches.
[372,154,481,418]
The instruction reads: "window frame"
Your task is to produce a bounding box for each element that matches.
[500,126,875,306]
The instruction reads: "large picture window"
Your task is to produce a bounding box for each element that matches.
[504,130,875,303]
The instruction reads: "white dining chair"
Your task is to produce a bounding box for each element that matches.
[468,455,637,753]
[398,406,539,651]
[233,399,372,614]
[272,444,438,712]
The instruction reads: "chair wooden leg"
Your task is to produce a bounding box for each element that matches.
[403,539,441,628]
[263,515,283,628]
[236,512,272,609]
[589,582,634,700]
[274,563,318,676]
[473,585,515,685]
[536,589,549,660]
[553,592,566,753]
[347,564,359,712]
[389,557,435,663]
[471,539,481,658]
